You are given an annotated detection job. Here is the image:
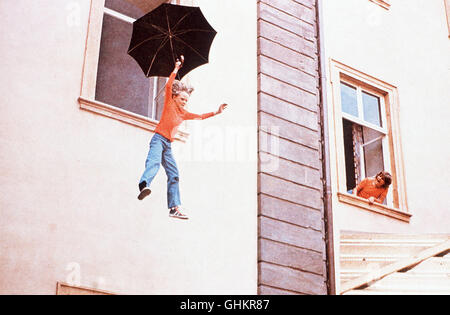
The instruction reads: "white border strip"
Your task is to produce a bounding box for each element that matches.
[104,7,136,24]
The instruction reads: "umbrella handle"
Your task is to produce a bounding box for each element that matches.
[176,55,184,68]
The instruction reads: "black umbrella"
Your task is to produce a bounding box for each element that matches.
[127,3,217,79]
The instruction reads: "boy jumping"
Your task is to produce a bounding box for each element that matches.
[137,56,227,219]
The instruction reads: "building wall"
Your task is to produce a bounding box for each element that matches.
[0,0,257,294]
[322,0,450,235]
[257,0,329,294]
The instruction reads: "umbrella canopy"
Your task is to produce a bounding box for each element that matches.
[127,3,217,79]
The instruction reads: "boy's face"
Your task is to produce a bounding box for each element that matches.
[375,174,385,188]
[173,92,190,108]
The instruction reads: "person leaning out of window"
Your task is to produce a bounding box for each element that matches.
[353,171,392,205]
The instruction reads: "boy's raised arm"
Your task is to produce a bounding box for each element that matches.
[165,56,184,97]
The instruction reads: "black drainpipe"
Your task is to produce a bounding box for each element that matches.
[316,0,336,295]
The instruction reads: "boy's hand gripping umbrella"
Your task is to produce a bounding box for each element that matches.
[127,3,217,79]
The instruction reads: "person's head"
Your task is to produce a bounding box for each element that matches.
[375,171,392,188]
[172,80,194,108]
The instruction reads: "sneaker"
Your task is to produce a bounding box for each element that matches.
[169,207,189,220]
[137,187,151,200]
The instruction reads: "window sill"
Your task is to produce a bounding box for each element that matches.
[78,96,189,142]
[337,192,411,223]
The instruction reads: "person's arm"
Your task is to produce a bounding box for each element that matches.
[373,188,388,204]
[182,104,228,121]
[366,186,388,205]
[353,178,367,196]
[182,111,215,120]
[165,56,184,99]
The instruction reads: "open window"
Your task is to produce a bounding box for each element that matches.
[79,0,188,141]
[96,0,166,120]
[329,60,410,222]
[340,81,389,205]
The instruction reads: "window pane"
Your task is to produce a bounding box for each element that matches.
[154,77,167,121]
[362,91,382,127]
[363,139,384,178]
[343,120,386,192]
[362,126,384,178]
[105,0,143,19]
[95,13,151,117]
[340,82,358,117]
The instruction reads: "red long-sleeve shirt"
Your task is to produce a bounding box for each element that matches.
[355,177,389,203]
[154,72,214,142]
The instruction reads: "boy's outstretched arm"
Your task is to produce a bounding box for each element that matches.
[182,103,228,121]
[214,103,228,115]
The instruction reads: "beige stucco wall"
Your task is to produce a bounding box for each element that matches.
[322,0,450,234]
[0,0,257,294]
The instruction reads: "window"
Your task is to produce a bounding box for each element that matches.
[96,0,165,120]
[329,60,410,222]
[79,0,189,141]
[340,81,388,206]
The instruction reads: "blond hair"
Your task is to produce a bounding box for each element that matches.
[172,80,194,96]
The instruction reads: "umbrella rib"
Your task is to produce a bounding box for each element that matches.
[172,36,209,63]
[127,33,167,54]
[165,6,172,34]
[150,23,169,35]
[173,29,216,36]
[165,7,177,66]
[171,11,196,33]
[137,18,170,35]
[168,36,176,67]
[146,36,170,77]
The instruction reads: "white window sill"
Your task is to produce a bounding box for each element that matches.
[78,96,189,142]
[337,192,411,223]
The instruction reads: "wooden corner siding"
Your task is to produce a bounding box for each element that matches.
[257,0,329,295]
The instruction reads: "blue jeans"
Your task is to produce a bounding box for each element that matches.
[139,133,181,209]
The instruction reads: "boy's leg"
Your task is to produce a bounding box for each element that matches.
[138,134,163,199]
[161,143,181,209]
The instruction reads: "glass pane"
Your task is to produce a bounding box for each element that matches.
[151,77,167,121]
[105,0,143,19]
[95,14,151,117]
[362,127,384,178]
[362,91,382,127]
[363,139,384,178]
[340,82,358,117]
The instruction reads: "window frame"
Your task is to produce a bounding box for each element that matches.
[340,81,387,134]
[79,0,188,142]
[340,78,390,187]
[329,59,410,222]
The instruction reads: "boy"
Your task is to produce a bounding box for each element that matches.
[137,56,227,219]
[353,171,392,205]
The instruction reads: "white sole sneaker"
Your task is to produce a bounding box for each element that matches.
[169,209,189,220]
